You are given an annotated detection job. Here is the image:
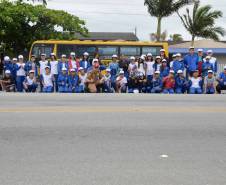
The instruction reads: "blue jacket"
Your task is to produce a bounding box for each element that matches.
[172,60,185,73]
[57,74,69,87]
[218,72,226,85]
[68,74,79,88]
[184,54,198,72]
[175,76,186,89]
[3,61,12,71]
[160,67,170,78]
[80,60,91,72]
[109,62,119,77]
[58,62,69,74]
[10,63,18,79]
[202,62,213,77]
[24,61,38,76]
[152,77,163,88]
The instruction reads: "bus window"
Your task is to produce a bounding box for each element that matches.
[31,44,54,58]
[76,46,97,57]
[142,46,162,56]
[98,46,119,59]
[57,44,75,58]
[120,46,141,56]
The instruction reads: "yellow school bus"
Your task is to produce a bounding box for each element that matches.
[29,40,168,65]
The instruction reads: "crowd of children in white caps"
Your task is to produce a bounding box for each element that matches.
[0,47,226,94]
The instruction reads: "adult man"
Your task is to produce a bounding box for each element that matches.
[184,47,199,78]
[216,66,226,94]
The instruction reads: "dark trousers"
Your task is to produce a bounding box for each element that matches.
[216,84,226,94]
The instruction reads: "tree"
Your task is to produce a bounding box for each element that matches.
[178,0,225,45]
[144,0,192,41]
[169,33,184,42]
[0,0,88,55]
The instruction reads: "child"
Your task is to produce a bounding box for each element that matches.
[151,71,162,93]
[163,70,175,94]
[116,71,127,93]
[204,70,215,94]
[58,67,69,93]
[80,52,91,72]
[103,68,113,93]
[41,66,54,93]
[78,67,87,92]
[24,55,38,76]
[153,56,162,72]
[0,70,15,92]
[23,70,38,93]
[144,53,154,88]
[160,59,170,78]
[58,54,69,75]
[49,53,59,92]
[189,70,203,94]
[172,53,185,74]
[202,56,214,77]
[175,70,187,94]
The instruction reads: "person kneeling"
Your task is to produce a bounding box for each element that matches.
[41,66,54,93]
[162,70,175,94]
[68,68,81,93]
[151,71,162,93]
[189,70,203,94]
[116,71,127,93]
[23,70,38,93]
[0,70,15,92]
[58,67,69,93]
[204,70,215,94]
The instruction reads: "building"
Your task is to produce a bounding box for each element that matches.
[75,32,139,41]
[169,39,226,73]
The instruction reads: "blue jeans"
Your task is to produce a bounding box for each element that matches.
[163,88,174,94]
[189,87,202,94]
[175,87,183,94]
[206,87,215,94]
[27,84,38,92]
[16,76,25,92]
[151,86,162,93]
[58,86,69,93]
[43,86,53,93]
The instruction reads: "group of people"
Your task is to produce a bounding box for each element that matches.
[0,47,226,94]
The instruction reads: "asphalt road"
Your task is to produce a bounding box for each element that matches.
[0,94,226,185]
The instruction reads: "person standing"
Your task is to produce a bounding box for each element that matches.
[16,55,26,92]
[184,47,199,78]
[24,55,38,77]
[109,55,119,91]
[197,49,204,77]
[80,52,91,72]
[49,53,59,92]
[144,53,155,88]
[58,67,69,93]
[58,54,69,75]
[205,50,218,74]
[202,56,214,77]
[39,53,49,92]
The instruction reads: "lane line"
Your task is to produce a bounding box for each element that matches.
[0,106,225,113]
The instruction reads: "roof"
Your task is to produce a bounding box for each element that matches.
[75,32,139,41]
[169,39,226,54]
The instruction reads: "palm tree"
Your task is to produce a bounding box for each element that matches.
[178,0,225,45]
[144,0,192,41]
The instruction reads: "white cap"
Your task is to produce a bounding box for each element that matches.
[92,58,98,63]
[5,70,11,74]
[172,54,177,58]
[207,49,213,53]
[170,70,175,73]
[208,70,213,73]
[160,49,165,52]
[162,59,167,63]
[177,70,183,74]
[156,56,161,59]
[176,53,181,57]
[78,67,84,71]
[50,53,55,56]
[41,53,46,56]
[70,52,76,56]
[130,56,135,60]
[12,58,17,61]
[119,70,124,74]
[197,49,203,52]
[18,55,23,59]
[112,54,118,58]
[45,66,50,69]
[147,53,152,57]
[155,71,160,74]
[29,70,35,73]
[61,54,66,58]
[140,55,146,60]
[189,46,195,49]
[106,68,111,72]
[206,56,211,60]
[4,56,10,61]
[83,52,89,56]
[70,68,76,72]
[62,67,67,71]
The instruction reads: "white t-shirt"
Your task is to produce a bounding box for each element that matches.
[116,76,127,86]
[50,60,58,75]
[79,74,87,86]
[16,63,26,76]
[145,61,154,75]
[39,60,48,75]
[42,73,53,87]
[138,63,145,74]
[191,77,201,88]
[71,60,77,69]
[26,76,35,85]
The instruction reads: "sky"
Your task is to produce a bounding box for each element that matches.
[46,0,226,41]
